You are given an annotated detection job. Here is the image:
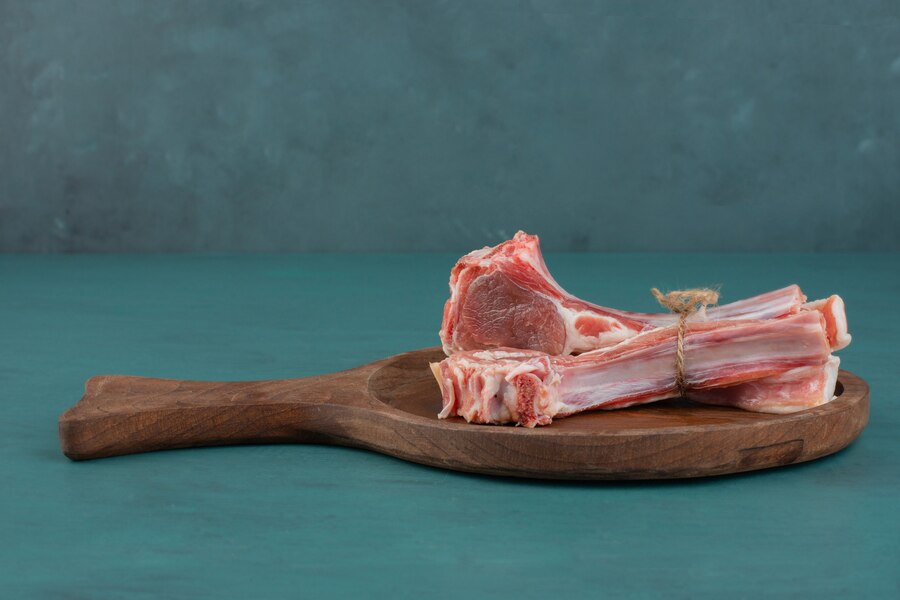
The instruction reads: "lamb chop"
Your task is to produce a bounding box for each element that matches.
[432,311,837,427]
[440,232,850,355]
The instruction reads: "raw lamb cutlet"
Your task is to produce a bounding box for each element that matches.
[440,231,850,355]
[432,311,836,427]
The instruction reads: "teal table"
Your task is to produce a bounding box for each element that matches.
[2,253,897,598]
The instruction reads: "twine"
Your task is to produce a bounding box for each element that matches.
[651,287,720,397]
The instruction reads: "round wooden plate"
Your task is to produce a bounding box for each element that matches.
[368,349,869,479]
[59,347,869,480]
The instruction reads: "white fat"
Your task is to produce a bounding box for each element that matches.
[471,349,530,360]
[434,363,456,419]
[555,301,637,355]
[822,355,841,404]
[504,362,539,381]
[480,374,501,405]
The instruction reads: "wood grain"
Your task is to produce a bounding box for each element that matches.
[59,347,869,479]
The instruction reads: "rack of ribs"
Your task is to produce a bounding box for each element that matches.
[433,311,838,427]
[440,232,850,355]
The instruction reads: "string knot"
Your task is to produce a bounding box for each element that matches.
[650,288,719,316]
[651,287,720,397]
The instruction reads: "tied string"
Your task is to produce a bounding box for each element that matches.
[651,287,720,397]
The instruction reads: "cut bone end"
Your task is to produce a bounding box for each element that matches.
[804,295,851,351]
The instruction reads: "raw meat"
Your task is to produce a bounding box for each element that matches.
[440,232,849,355]
[803,295,851,350]
[432,311,835,427]
[691,357,840,414]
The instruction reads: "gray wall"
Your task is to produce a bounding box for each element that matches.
[2,0,899,253]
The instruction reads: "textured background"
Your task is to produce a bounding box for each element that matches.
[2,0,899,252]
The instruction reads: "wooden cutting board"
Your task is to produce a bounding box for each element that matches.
[58,347,869,479]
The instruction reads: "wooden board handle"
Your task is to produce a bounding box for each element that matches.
[59,373,345,460]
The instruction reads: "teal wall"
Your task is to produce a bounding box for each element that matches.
[2,1,898,252]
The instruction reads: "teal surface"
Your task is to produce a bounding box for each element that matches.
[1,253,897,598]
